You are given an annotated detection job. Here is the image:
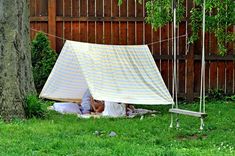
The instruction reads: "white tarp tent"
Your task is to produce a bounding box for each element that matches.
[40,40,174,105]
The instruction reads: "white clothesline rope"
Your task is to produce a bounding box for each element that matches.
[30,28,188,46]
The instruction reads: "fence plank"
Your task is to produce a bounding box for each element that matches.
[104,0,111,17]
[64,0,72,17]
[56,0,63,16]
[120,22,127,45]
[30,0,36,16]
[88,22,96,43]
[112,22,119,44]
[136,1,143,17]
[48,0,56,49]
[96,0,103,17]
[210,34,218,90]
[179,22,186,94]
[136,22,143,45]
[72,0,80,17]
[104,22,111,44]
[88,0,95,16]
[80,22,88,42]
[120,0,127,17]
[72,22,80,41]
[112,0,119,17]
[226,26,234,94]
[128,22,135,45]
[65,22,72,40]
[35,0,41,16]
[96,22,103,44]
[40,0,48,16]
[56,22,63,52]
[218,61,225,90]
[80,0,88,16]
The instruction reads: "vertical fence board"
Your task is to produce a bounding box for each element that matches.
[104,0,111,17]
[136,1,143,17]
[96,22,103,44]
[48,0,56,49]
[56,0,63,16]
[152,29,160,56]
[136,22,143,45]
[128,0,135,17]
[35,0,41,16]
[104,22,112,44]
[112,22,119,44]
[218,62,225,90]
[120,0,127,17]
[56,22,63,52]
[205,32,210,92]
[80,0,88,16]
[128,22,135,45]
[226,26,234,94]
[210,61,217,89]
[65,22,72,40]
[88,0,95,16]
[112,0,119,17]
[210,34,218,89]
[72,0,80,17]
[40,22,48,33]
[96,1,103,17]
[64,0,72,16]
[161,25,169,87]
[72,22,80,41]
[30,23,36,40]
[120,22,127,45]
[30,0,36,16]
[104,0,111,44]
[178,22,186,94]
[40,0,48,16]
[80,22,88,42]
[88,22,95,43]
[145,25,152,50]
[194,61,201,93]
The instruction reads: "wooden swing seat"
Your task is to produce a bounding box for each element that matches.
[169,108,207,118]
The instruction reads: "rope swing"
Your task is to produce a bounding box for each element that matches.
[169,0,207,130]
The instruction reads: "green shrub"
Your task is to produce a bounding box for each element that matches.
[31,32,57,93]
[208,89,225,101]
[24,94,46,119]
[225,95,235,102]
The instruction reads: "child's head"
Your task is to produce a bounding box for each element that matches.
[91,98,104,113]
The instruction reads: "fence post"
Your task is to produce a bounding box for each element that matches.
[186,0,195,101]
[48,0,56,50]
[186,45,195,101]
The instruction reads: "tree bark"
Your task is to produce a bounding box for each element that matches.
[0,0,35,120]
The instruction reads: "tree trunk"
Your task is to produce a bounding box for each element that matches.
[0,0,35,120]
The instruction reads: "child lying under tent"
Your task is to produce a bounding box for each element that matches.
[81,89,127,117]
[49,89,156,117]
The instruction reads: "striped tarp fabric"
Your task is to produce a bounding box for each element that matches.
[40,40,174,105]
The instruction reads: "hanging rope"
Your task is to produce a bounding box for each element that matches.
[30,28,188,46]
[200,0,206,114]
[170,0,178,128]
[173,1,178,109]
[31,28,65,40]
[199,0,206,130]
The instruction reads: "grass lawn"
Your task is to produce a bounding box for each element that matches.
[0,100,235,156]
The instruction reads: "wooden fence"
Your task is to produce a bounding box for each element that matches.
[30,0,235,101]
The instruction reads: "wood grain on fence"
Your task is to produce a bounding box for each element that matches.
[30,0,235,100]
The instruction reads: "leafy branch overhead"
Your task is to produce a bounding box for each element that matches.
[190,0,235,56]
[119,0,235,56]
[145,0,185,28]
